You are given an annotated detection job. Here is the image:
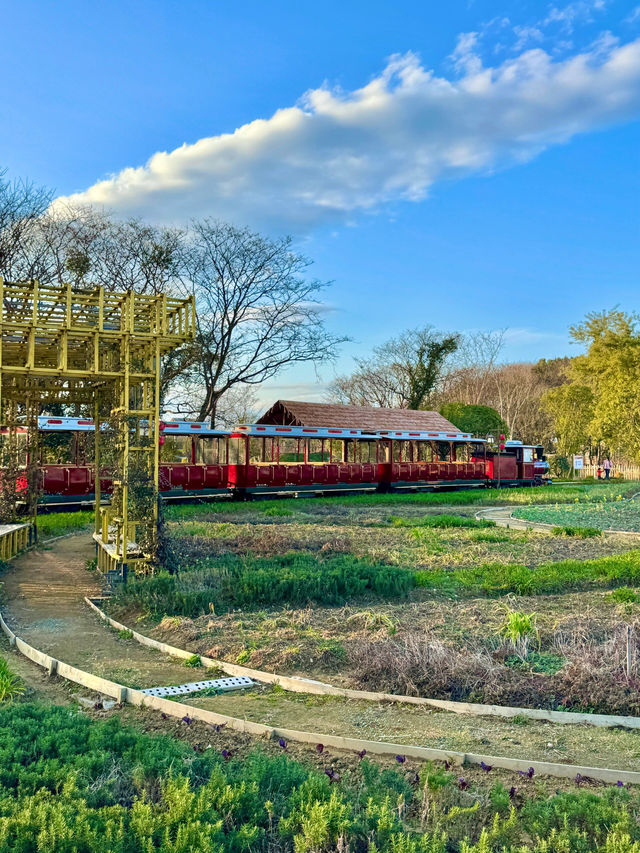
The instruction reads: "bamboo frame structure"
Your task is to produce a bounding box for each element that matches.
[0,279,195,575]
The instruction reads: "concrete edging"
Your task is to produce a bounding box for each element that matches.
[1,605,639,784]
[84,597,640,731]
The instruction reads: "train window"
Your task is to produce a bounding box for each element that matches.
[435,441,451,461]
[454,444,470,462]
[228,437,246,465]
[161,435,191,463]
[278,437,304,462]
[469,442,485,459]
[356,440,376,463]
[196,437,228,465]
[522,447,534,463]
[415,442,434,463]
[308,438,330,462]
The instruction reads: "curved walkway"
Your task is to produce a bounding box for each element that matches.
[1,536,197,688]
[4,534,640,781]
[476,503,640,536]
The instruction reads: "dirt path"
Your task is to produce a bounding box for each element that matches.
[1,535,198,689]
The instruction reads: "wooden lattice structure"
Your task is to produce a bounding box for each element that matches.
[0,279,194,575]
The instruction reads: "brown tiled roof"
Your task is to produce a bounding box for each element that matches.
[257,400,460,432]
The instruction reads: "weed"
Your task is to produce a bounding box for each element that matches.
[389,514,495,529]
[511,714,529,725]
[498,608,539,659]
[0,658,24,701]
[415,549,640,597]
[263,506,294,517]
[36,510,93,539]
[552,525,602,538]
[469,531,512,543]
[117,629,133,640]
[235,649,251,664]
[183,653,202,668]
[610,587,640,603]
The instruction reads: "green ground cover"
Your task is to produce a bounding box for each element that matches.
[1,702,640,852]
[110,494,640,716]
[514,497,640,532]
[36,510,93,539]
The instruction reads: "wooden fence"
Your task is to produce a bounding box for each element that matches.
[0,523,32,561]
[576,464,640,482]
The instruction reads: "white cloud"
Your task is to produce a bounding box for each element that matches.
[54,36,640,233]
[544,0,607,32]
[626,5,640,24]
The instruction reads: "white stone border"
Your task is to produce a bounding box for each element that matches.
[85,597,640,731]
[1,606,639,784]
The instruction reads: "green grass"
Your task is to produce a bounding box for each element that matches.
[415,548,640,597]
[388,514,495,529]
[36,510,93,539]
[164,482,638,521]
[113,552,415,617]
[514,497,640,532]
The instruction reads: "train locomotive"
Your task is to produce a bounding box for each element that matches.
[4,417,549,507]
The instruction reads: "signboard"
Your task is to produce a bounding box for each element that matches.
[573,454,584,470]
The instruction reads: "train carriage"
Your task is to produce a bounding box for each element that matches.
[1,413,549,507]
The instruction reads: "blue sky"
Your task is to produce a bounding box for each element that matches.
[3,0,640,406]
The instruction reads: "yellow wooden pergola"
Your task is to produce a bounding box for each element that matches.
[0,279,195,575]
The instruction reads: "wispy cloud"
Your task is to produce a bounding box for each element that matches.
[54,34,640,233]
[543,0,608,32]
[626,5,640,24]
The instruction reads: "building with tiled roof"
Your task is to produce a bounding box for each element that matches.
[257,400,459,433]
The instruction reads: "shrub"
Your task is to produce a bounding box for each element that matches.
[551,525,601,538]
[415,549,640,598]
[3,702,640,850]
[113,553,415,617]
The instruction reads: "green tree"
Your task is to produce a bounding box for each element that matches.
[542,383,595,456]
[439,403,508,437]
[543,309,640,459]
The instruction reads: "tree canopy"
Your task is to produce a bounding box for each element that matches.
[439,403,508,438]
[329,326,459,410]
[543,310,640,459]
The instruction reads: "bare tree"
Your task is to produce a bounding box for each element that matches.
[32,204,182,294]
[437,330,506,405]
[328,326,460,409]
[177,220,347,426]
[0,169,53,281]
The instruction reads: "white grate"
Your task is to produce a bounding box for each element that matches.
[140,675,255,698]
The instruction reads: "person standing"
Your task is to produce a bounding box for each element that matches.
[603,457,612,480]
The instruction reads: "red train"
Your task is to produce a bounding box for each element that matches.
[6,417,549,506]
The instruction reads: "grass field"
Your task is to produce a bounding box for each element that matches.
[105,483,640,718]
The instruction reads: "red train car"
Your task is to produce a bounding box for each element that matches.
[2,417,548,507]
[227,424,491,495]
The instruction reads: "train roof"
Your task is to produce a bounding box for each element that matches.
[233,424,484,442]
[36,417,228,436]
